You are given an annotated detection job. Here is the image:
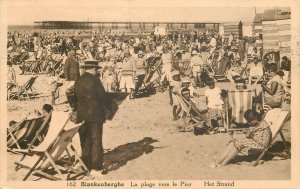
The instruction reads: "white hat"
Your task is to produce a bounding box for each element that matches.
[191,50,198,55]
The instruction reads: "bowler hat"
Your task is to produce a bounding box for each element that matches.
[82,59,101,68]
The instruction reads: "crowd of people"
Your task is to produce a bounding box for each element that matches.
[7,28,292,175]
[7,29,261,97]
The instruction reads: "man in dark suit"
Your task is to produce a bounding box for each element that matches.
[64,50,80,109]
[74,59,108,177]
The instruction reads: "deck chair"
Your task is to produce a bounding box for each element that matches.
[225,89,256,131]
[7,112,51,152]
[7,117,43,151]
[15,111,88,180]
[144,57,162,83]
[175,92,195,124]
[82,50,93,59]
[209,56,230,82]
[142,57,162,90]
[252,108,291,166]
[175,92,213,131]
[9,76,38,100]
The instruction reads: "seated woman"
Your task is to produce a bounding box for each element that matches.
[280,56,291,92]
[211,109,272,167]
[261,63,283,109]
[181,86,225,132]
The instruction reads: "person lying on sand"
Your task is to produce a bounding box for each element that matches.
[210,109,272,168]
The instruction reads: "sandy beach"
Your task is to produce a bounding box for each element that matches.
[7,66,291,181]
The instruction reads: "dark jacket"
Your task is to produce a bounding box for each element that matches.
[64,56,80,81]
[74,72,108,123]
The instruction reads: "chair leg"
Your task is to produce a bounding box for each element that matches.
[45,151,65,180]
[23,156,44,181]
[252,148,268,166]
[8,132,21,150]
[69,143,89,172]
[279,131,291,157]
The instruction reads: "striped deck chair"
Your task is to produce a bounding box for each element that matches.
[15,111,88,180]
[211,56,230,82]
[175,92,194,124]
[225,89,256,131]
[139,57,162,91]
[144,57,162,83]
[8,76,38,100]
[82,50,93,59]
[7,112,51,152]
[7,117,43,151]
[175,92,208,131]
[252,108,291,166]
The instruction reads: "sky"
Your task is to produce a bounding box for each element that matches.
[3,0,291,25]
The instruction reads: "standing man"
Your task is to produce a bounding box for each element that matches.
[160,46,173,87]
[120,48,136,99]
[64,49,80,109]
[190,49,203,87]
[74,59,108,177]
[134,50,147,95]
[7,61,17,91]
[209,34,217,56]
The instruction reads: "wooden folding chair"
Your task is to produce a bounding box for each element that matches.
[252,108,291,166]
[225,89,256,131]
[9,76,38,100]
[175,92,208,128]
[175,92,194,124]
[210,56,230,82]
[143,57,162,87]
[15,111,88,180]
[7,112,51,153]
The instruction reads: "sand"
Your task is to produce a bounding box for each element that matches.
[7,65,291,180]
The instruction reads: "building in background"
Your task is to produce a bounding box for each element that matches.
[252,8,291,59]
[221,21,243,39]
[35,21,220,33]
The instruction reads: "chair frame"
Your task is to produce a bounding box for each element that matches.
[7,112,52,153]
[8,76,38,100]
[15,113,89,180]
[252,110,291,166]
[225,89,256,131]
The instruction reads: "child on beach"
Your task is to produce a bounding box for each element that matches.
[169,70,182,120]
[48,72,63,105]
